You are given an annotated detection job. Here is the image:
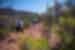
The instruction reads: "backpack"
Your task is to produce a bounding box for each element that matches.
[16,20,23,27]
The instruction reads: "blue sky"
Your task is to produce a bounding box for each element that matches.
[11,0,64,13]
[13,0,51,13]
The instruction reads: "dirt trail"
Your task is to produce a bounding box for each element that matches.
[0,23,61,50]
[0,23,42,50]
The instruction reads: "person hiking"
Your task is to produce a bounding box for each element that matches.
[16,19,24,32]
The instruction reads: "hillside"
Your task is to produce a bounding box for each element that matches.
[0,8,40,32]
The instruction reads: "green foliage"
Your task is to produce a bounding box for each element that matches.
[26,37,49,50]
[60,16,75,27]
[23,16,31,28]
[59,16,75,50]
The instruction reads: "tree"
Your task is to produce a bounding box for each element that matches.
[65,0,72,7]
[65,0,75,16]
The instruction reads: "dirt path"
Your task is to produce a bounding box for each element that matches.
[0,23,61,50]
[6,23,46,50]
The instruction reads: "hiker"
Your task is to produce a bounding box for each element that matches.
[16,19,24,32]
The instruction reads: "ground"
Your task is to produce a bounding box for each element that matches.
[0,23,61,50]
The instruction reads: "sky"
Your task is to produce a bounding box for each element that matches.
[13,0,64,13]
[13,0,52,13]
[1,0,64,13]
